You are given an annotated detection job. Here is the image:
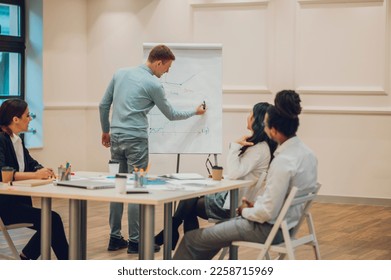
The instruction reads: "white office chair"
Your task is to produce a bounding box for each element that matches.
[210,171,268,260]
[231,183,322,260]
[0,217,33,260]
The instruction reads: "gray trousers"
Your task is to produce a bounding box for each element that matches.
[173,216,282,260]
[109,134,148,242]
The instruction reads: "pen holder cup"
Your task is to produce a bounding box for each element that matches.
[1,166,14,183]
[134,172,147,188]
[58,167,71,181]
[211,166,223,181]
[140,175,147,188]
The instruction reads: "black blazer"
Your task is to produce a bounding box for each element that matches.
[0,131,41,206]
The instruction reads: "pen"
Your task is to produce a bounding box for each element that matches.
[202,100,206,110]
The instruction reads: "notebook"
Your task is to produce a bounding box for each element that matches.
[55,179,115,190]
[11,179,54,187]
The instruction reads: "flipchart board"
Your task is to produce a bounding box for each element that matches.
[143,43,222,154]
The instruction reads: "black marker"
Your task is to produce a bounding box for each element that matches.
[126,190,149,194]
[202,100,206,110]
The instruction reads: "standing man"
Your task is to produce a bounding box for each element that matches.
[99,45,206,254]
[173,90,317,259]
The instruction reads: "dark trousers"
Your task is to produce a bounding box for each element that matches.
[174,197,209,232]
[0,198,69,260]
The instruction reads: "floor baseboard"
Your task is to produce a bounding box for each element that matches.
[316,195,391,207]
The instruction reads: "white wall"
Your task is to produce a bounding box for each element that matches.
[29,0,89,171]
[30,0,391,203]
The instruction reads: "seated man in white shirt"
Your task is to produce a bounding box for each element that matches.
[173,90,318,260]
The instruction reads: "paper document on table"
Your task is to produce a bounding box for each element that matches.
[146,185,174,191]
[170,180,219,187]
[161,173,204,180]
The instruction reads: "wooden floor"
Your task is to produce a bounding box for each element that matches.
[2,198,391,260]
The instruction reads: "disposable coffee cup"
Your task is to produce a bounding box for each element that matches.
[108,160,120,175]
[211,166,223,181]
[115,174,127,194]
[1,166,14,183]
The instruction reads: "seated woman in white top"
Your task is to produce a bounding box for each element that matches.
[155,102,277,249]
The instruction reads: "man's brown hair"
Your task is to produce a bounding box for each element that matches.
[147,45,175,64]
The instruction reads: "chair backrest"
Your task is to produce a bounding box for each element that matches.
[289,183,321,237]
[261,183,321,250]
[0,217,9,234]
[0,217,33,260]
[0,216,18,259]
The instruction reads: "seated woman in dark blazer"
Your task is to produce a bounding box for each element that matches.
[0,99,68,260]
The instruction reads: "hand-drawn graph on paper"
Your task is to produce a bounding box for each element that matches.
[143,43,222,154]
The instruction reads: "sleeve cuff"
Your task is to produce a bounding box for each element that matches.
[241,207,250,219]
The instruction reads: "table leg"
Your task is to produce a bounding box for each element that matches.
[139,204,155,260]
[229,188,238,260]
[163,202,173,260]
[41,197,52,260]
[69,199,81,260]
[80,200,87,259]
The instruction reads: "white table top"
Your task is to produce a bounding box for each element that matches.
[0,171,252,205]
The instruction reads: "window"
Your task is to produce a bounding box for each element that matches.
[0,0,25,100]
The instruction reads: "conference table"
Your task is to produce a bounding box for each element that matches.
[0,172,251,260]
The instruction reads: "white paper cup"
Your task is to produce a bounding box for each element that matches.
[108,161,120,175]
[115,174,127,194]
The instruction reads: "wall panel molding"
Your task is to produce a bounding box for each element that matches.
[303,105,391,115]
[297,86,387,96]
[295,0,389,98]
[189,0,269,8]
[298,0,384,5]
[223,86,272,94]
[45,103,391,116]
[223,104,391,115]
[45,103,98,110]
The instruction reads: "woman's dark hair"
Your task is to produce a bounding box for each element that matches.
[239,102,277,161]
[266,90,302,138]
[0,99,28,136]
